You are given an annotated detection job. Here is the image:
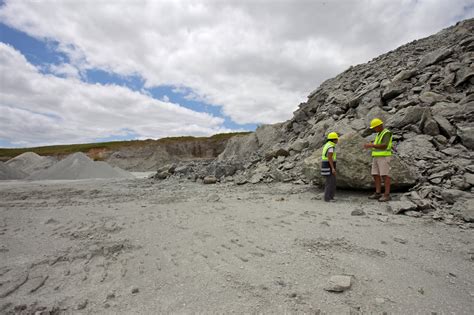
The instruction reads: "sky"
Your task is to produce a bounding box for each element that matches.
[0,0,473,148]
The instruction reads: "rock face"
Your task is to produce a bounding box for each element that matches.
[302,133,417,189]
[155,19,474,222]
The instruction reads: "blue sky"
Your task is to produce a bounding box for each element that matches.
[0,1,472,148]
[0,21,257,147]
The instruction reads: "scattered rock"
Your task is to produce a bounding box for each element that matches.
[418,47,453,68]
[43,218,59,225]
[207,194,220,202]
[393,237,408,244]
[351,209,366,216]
[203,176,217,184]
[131,287,139,294]
[387,200,417,214]
[324,275,352,292]
[441,189,469,204]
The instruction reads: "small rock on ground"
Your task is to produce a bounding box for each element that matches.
[324,275,352,292]
[351,209,366,216]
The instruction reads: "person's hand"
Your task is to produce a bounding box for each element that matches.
[363,143,373,149]
[332,169,336,175]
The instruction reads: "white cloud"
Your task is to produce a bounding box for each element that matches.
[48,62,81,79]
[0,43,231,147]
[0,0,473,130]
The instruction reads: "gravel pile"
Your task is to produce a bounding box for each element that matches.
[28,152,134,180]
[6,152,56,175]
[0,161,28,180]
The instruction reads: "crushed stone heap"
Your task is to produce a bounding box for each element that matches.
[28,152,134,180]
[6,152,56,175]
[0,161,28,180]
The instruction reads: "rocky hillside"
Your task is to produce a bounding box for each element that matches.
[159,19,473,223]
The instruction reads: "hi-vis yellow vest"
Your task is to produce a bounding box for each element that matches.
[321,141,337,161]
[321,141,336,176]
[372,129,392,157]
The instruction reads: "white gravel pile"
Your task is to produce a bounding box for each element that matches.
[0,161,28,180]
[6,152,56,175]
[28,152,134,180]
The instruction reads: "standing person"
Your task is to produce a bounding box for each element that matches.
[363,118,393,202]
[321,132,339,202]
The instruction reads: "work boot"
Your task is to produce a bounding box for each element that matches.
[378,195,391,202]
[368,192,382,200]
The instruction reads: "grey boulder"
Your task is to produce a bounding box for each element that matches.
[303,133,417,189]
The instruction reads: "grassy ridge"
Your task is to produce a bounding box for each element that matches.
[0,132,251,159]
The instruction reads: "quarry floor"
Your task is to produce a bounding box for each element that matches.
[0,177,473,314]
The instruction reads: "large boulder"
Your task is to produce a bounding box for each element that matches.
[302,133,417,189]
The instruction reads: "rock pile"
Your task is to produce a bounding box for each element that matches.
[154,19,474,222]
[0,161,28,180]
[5,152,56,175]
[28,152,134,180]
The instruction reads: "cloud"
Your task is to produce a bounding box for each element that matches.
[0,0,473,128]
[0,43,231,147]
[48,62,81,79]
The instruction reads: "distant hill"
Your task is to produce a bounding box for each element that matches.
[0,132,250,171]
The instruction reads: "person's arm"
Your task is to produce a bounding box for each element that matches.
[328,152,336,175]
[364,132,390,150]
[364,143,388,150]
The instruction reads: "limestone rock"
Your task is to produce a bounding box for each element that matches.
[452,199,474,222]
[265,148,289,161]
[382,84,405,101]
[393,69,417,82]
[387,200,417,214]
[397,135,436,160]
[455,66,474,86]
[433,115,456,137]
[154,171,170,180]
[387,106,426,128]
[441,189,469,204]
[418,47,453,68]
[303,133,417,189]
[203,176,217,184]
[456,123,474,150]
[419,92,445,105]
[324,275,352,292]
[422,118,440,136]
[290,139,309,152]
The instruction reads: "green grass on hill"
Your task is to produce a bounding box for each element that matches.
[0,132,251,160]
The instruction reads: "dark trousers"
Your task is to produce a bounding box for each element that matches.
[324,174,336,201]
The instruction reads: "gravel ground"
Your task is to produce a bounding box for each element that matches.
[0,178,473,314]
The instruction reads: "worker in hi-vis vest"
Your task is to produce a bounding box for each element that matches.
[321,132,339,202]
[363,118,393,202]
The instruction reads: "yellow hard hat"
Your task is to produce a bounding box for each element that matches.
[370,118,383,129]
[327,132,339,140]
